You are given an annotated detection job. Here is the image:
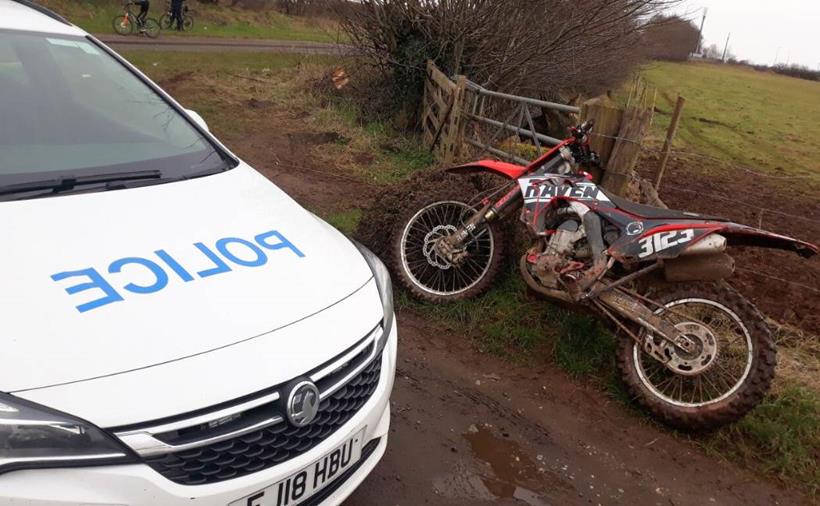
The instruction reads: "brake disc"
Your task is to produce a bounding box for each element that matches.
[643,321,719,376]
[423,225,458,269]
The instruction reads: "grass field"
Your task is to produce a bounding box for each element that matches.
[38,0,341,43]
[642,61,820,182]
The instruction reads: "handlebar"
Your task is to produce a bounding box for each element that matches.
[570,119,595,139]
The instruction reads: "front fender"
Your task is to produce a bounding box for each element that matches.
[447,160,527,180]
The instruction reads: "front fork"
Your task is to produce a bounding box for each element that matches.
[441,184,522,251]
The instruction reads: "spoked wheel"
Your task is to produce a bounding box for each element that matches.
[112,15,133,35]
[183,15,194,31]
[392,197,505,303]
[159,14,172,29]
[142,18,161,38]
[617,284,776,430]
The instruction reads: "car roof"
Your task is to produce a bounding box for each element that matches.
[0,0,86,36]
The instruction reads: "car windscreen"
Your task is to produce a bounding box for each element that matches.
[0,31,232,198]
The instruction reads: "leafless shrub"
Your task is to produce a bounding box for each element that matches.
[642,14,700,61]
[335,0,681,121]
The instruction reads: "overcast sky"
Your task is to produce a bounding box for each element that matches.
[673,0,820,68]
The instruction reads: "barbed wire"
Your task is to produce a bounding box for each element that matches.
[664,187,820,226]
[736,268,820,295]
[589,132,819,181]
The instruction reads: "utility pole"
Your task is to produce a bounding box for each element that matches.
[695,8,708,54]
[722,32,731,62]
[774,47,781,65]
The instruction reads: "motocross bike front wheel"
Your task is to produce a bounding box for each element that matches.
[392,192,506,303]
[616,283,776,430]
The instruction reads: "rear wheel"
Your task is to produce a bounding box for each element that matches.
[616,283,776,430]
[391,193,505,303]
[182,15,194,31]
[112,15,133,35]
[159,14,172,29]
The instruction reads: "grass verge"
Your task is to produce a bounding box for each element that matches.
[38,0,342,43]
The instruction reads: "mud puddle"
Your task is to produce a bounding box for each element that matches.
[463,424,553,506]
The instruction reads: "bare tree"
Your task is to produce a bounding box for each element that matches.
[337,0,681,118]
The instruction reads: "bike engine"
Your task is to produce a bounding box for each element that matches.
[528,219,590,290]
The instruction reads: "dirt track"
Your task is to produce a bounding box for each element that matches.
[345,312,807,506]
[96,34,350,54]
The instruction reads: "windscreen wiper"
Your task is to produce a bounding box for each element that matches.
[0,169,163,197]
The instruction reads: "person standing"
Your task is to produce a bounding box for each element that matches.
[170,0,184,31]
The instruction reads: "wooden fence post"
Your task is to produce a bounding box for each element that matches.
[442,75,468,163]
[655,95,685,188]
[580,95,623,176]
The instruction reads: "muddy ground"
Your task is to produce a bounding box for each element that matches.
[637,157,820,335]
[187,95,813,504]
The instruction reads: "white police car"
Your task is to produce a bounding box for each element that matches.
[0,1,396,504]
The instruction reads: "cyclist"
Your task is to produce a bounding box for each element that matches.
[133,0,150,29]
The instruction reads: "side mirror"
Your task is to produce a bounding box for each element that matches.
[185,109,209,132]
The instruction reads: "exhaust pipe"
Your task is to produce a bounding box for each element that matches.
[681,234,727,256]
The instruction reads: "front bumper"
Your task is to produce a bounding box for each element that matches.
[0,322,397,506]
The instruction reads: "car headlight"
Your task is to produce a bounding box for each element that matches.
[0,393,133,475]
[353,241,394,354]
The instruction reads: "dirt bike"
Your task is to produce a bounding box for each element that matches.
[391,120,817,430]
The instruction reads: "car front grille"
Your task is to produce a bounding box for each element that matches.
[142,353,382,485]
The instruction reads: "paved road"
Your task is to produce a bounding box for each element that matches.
[95,34,351,55]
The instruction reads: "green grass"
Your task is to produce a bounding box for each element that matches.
[39,0,341,43]
[641,61,820,182]
[702,385,820,495]
[398,265,616,378]
[324,208,362,235]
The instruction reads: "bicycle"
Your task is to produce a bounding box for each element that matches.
[160,1,194,32]
[112,1,161,38]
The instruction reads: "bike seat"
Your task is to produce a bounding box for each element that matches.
[602,190,728,221]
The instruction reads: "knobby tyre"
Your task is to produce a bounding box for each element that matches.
[616,283,776,430]
[391,189,506,303]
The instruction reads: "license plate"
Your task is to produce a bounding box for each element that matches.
[230,429,365,506]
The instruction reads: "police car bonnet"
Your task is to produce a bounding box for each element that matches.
[0,165,374,392]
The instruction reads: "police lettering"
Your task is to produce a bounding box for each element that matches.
[51,229,305,313]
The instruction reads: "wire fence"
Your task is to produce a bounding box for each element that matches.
[588,132,820,228]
